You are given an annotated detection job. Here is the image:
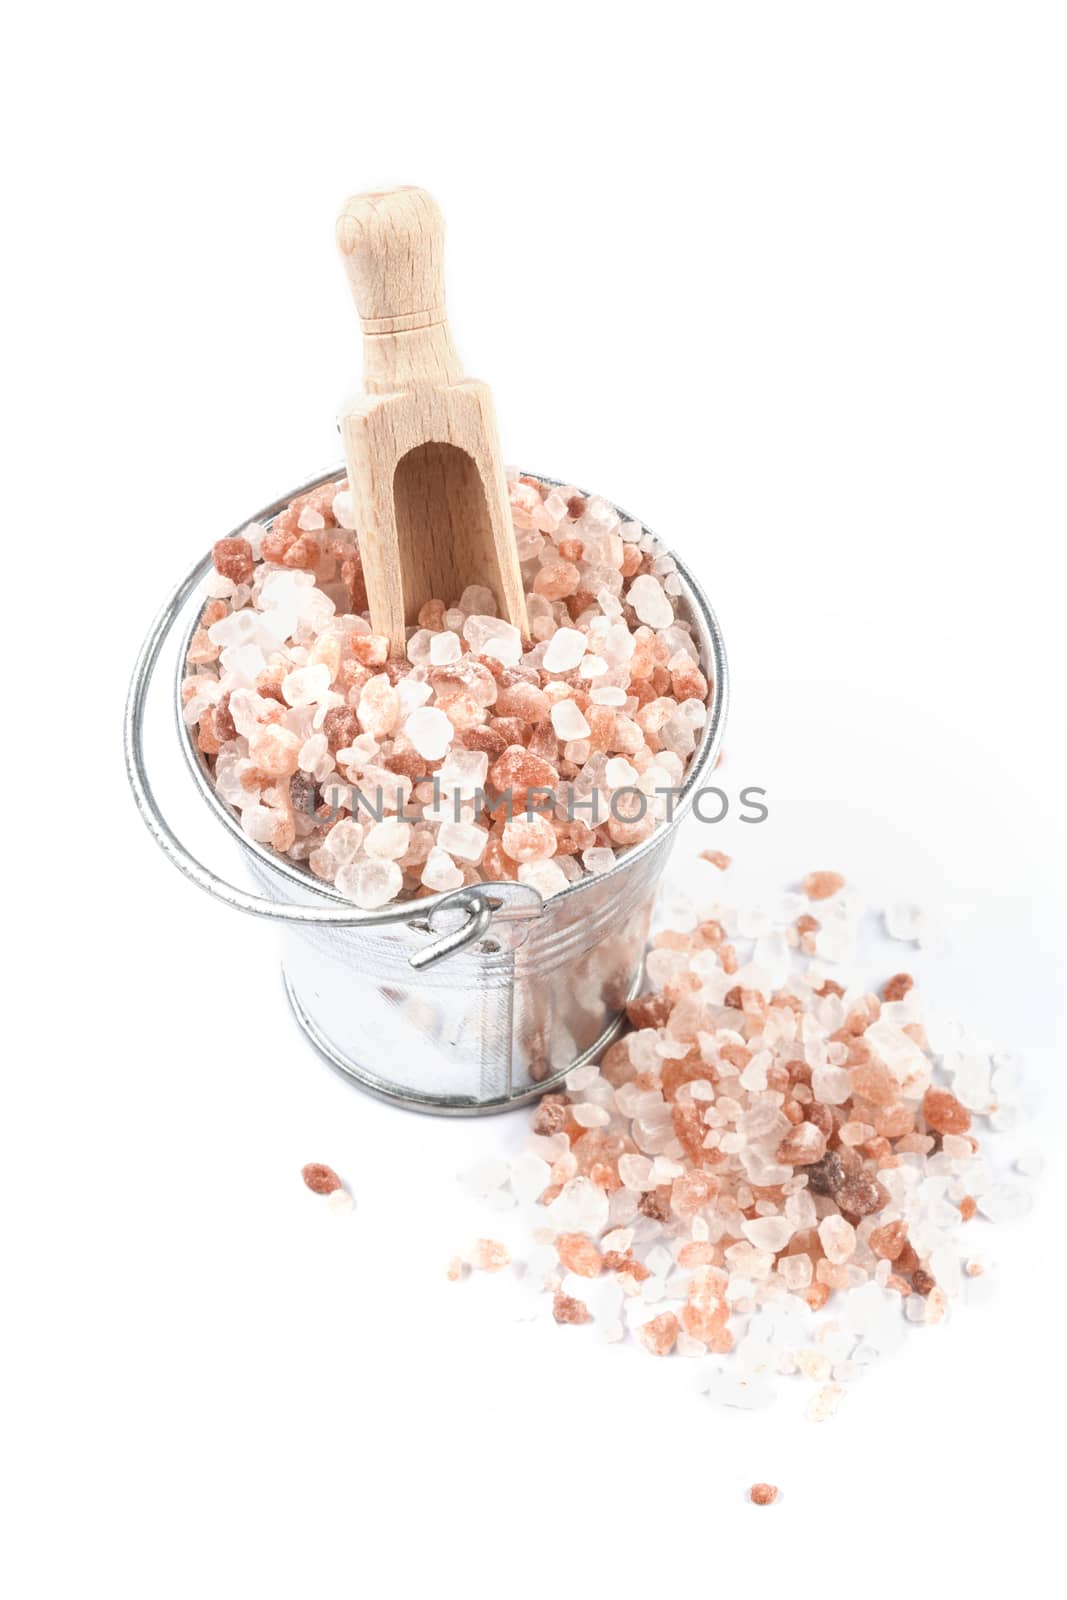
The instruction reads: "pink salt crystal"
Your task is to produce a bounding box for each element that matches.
[502,814,557,864]
[248,724,300,777]
[776,1122,827,1165]
[357,675,401,738]
[638,1311,679,1356]
[472,1239,511,1273]
[446,1256,467,1282]
[552,1290,592,1325]
[556,1233,604,1278]
[802,870,846,901]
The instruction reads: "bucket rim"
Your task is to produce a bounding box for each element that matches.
[175,465,730,925]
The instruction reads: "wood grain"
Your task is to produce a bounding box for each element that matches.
[336,187,528,654]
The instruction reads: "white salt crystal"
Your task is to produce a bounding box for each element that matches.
[335,858,402,909]
[325,820,363,863]
[550,699,591,740]
[462,614,522,665]
[460,1159,510,1196]
[884,902,929,943]
[459,586,496,616]
[812,1066,852,1105]
[437,821,488,862]
[421,847,464,892]
[590,685,627,706]
[572,1102,610,1128]
[818,1214,856,1263]
[1014,1149,1044,1177]
[604,756,638,789]
[364,819,410,860]
[438,747,489,798]
[283,663,333,706]
[628,573,674,628]
[509,1154,551,1207]
[517,859,570,898]
[327,1188,354,1215]
[742,1216,793,1252]
[542,627,586,673]
[617,1153,655,1191]
[581,847,616,875]
[429,630,462,665]
[404,706,453,760]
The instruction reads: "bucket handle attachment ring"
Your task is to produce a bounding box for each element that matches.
[124,550,539,970]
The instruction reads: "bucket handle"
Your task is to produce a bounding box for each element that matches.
[124,552,538,970]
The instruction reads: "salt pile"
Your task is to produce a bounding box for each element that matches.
[455,871,1035,1417]
[182,472,713,910]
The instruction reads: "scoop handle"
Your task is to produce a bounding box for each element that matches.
[336,187,462,392]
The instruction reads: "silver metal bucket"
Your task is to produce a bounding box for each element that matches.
[125,467,728,1114]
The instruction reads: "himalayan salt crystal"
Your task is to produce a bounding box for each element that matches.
[628,574,674,628]
[437,820,488,863]
[749,1483,779,1507]
[556,1233,604,1278]
[778,1253,813,1291]
[811,1066,852,1105]
[922,1086,972,1136]
[742,1216,794,1253]
[364,819,411,860]
[836,1171,886,1219]
[550,699,591,741]
[775,1122,827,1165]
[421,847,465,892]
[638,1311,679,1356]
[552,1290,592,1326]
[358,675,401,738]
[502,814,557,863]
[463,615,522,666]
[404,705,453,761]
[958,1196,978,1221]
[807,1384,842,1422]
[472,1239,511,1273]
[518,859,570,897]
[213,536,255,584]
[803,870,845,901]
[248,724,300,777]
[301,1162,342,1195]
[283,665,334,710]
[884,972,914,1001]
[604,756,639,789]
[429,631,462,666]
[818,1214,857,1264]
[618,1153,655,1191]
[534,560,580,599]
[542,627,587,672]
[446,1256,467,1282]
[336,858,402,909]
[581,847,616,874]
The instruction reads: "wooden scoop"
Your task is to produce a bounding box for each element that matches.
[335,186,528,656]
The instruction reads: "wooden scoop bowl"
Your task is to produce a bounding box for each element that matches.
[335,186,528,656]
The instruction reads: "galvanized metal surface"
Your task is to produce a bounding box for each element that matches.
[125,466,729,1113]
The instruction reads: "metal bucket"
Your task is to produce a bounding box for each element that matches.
[125,467,728,1114]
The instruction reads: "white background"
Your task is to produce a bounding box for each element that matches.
[5,3,1066,1596]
